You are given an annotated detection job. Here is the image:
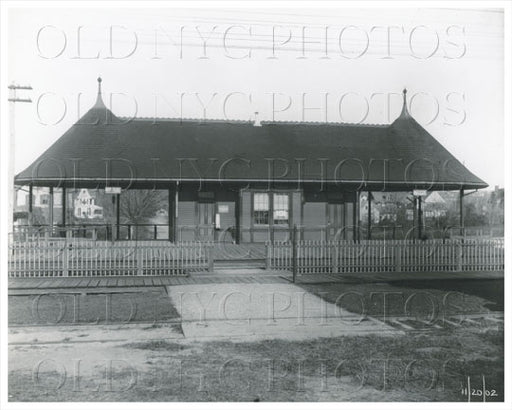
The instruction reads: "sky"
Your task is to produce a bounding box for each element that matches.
[7,6,505,188]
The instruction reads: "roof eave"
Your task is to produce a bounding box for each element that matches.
[13,176,489,191]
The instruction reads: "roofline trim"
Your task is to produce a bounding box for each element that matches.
[117,117,391,128]
[13,176,488,187]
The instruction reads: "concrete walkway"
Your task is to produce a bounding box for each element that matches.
[167,282,397,341]
[8,322,183,345]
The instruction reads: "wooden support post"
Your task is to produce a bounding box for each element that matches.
[62,187,66,231]
[175,182,179,242]
[418,196,423,240]
[367,191,372,240]
[235,190,241,244]
[459,189,464,237]
[291,224,298,283]
[358,192,362,241]
[342,201,347,240]
[116,193,120,240]
[168,188,174,242]
[412,197,417,243]
[28,184,33,226]
[352,193,357,243]
[49,186,54,236]
[269,192,275,243]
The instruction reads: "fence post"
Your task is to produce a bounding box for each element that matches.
[395,245,402,273]
[332,242,339,274]
[62,230,72,277]
[457,242,463,271]
[292,224,297,283]
[208,244,214,272]
[266,242,271,270]
[137,247,143,276]
[62,244,69,277]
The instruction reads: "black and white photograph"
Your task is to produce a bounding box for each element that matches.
[1,1,510,406]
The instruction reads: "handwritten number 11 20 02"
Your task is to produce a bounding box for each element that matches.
[460,375,498,402]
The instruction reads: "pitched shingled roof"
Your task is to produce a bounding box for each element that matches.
[15,79,487,191]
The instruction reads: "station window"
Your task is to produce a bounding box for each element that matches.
[273,194,289,225]
[252,192,290,226]
[253,193,269,225]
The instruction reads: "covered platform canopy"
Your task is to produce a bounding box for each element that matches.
[14,78,487,242]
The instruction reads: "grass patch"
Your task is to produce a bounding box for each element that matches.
[8,289,179,326]
[297,280,500,320]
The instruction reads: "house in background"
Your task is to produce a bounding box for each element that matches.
[424,191,448,219]
[13,187,63,227]
[360,192,409,223]
[486,186,505,226]
[360,193,380,224]
[15,186,62,209]
[73,189,104,219]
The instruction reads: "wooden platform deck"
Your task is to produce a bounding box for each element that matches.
[8,269,503,292]
[8,272,288,292]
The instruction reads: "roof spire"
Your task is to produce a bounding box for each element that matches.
[400,88,410,117]
[94,76,105,108]
[253,111,261,126]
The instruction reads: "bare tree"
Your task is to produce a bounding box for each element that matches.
[119,190,167,225]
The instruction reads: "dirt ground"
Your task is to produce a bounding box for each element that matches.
[8,325,503,402]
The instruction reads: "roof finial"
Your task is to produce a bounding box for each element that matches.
[400,87,409,117]
[254,111,261,127]
[94,76,105,108]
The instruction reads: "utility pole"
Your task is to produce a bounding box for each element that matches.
[8,83,33,234]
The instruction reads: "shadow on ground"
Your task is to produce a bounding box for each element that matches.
[387,279,503,311]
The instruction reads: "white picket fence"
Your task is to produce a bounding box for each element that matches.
[267,238,505,274]
[8,239,214,278]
